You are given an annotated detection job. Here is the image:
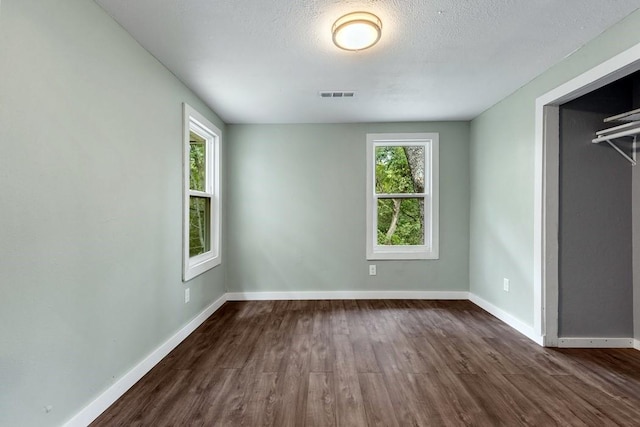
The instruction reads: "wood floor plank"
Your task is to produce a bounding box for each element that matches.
[272,372,308,427]
[502,373,593,426]
[293,309,314,335]
[92,300,640,427]
[549,374,640,426]
[356,300,391,340]
[310,301,335,372]
[183,368,240,425]
[133,369,195,426]
[191,304,263,372]
[429,338,486,374]
[483,372,557,425]
[383,371,444,426]
[358,373,400,427]
[333,334,368,426]
[372,338,402,373]
[310,330,333,373]
[248,372,279,427]
[261,331,292,373]
[410,337,448,373]
[272,333,312,426]
[200,369,243,425]
[329,300,350,335]
[418,372,487,427]
[306,372,336,427]
[558,348,640,402]
[312,300,332,335]
[390,334,431,373]
[350,334,381,373]
[217,357,264,425]
[456,374,524,426]
[277,310,300,336]
[217,314,266,369]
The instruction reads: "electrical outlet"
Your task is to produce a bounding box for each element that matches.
[369,265,377,276]
[185,288,190,303]
[503,278,510,292]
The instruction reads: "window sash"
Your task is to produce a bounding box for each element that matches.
[375,197,427,246]
[188,195,212,257]
[189,124,215,195]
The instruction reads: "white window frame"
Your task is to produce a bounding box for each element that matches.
[366,133,439,260]
[183,103,221,281]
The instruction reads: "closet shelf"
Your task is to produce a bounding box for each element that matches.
[592,111,639,166]
[603,107,640,123]
[595,121,640,137]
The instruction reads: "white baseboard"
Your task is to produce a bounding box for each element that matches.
[558,337,634,348]
[635,339,640,351]
[226,290,470,301]
[63,293,227,427]
[468,293,543,345]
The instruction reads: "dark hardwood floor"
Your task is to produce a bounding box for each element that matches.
[92,300,640,426]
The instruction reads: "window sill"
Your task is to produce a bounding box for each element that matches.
[183,254,221,282]
[367,248,439,261]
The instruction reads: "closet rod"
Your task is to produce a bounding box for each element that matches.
[591,126,640,144]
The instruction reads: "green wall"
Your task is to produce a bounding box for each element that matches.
[226,123,470,294]
[469,9,640,328]
[0,1,226,425]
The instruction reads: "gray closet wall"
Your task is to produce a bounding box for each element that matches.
[558,76,636,338]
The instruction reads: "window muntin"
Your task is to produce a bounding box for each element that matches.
[366,133,439,260]
[183,104,221,281]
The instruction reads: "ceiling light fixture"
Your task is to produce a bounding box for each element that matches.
[332,12,382,51]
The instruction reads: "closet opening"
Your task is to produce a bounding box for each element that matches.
[535,43,640,348]
[556,72,638,346]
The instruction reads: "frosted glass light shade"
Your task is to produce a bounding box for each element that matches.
[332,12,382,51]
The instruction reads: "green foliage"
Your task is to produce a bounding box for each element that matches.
[189,196,210,257]
[190,140,206,191]
[375,147,423,246]
[189,136,209,257]
[377,199,423,245]
[375,147,415,193]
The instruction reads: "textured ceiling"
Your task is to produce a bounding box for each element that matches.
[95,0,639,124]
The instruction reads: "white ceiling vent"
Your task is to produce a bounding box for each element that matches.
[320,91,355,98]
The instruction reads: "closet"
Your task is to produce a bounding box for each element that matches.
[558,71,640,339]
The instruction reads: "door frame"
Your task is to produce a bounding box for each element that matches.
[534,42,640,346]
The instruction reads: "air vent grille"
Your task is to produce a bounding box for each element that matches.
[319,91,355,98]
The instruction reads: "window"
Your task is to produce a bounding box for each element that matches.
[183,103,221,281]
[366,133,439,260]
